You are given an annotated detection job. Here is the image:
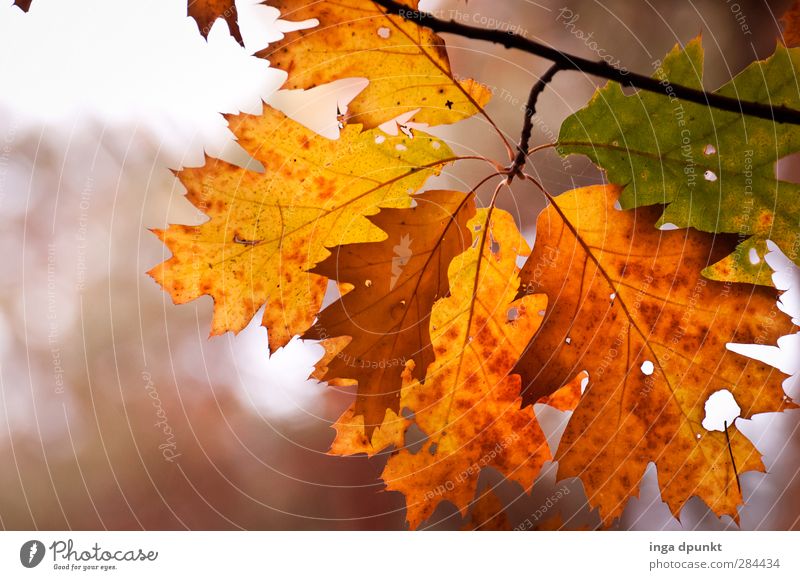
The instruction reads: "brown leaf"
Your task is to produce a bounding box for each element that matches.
[304,190,476,436]
[382,208,551,529]
[262,0,491,128]
[515,184,795,526]
[782,0,800,47]
[461,486,511,531]
[13,0,32,12]
[188,0,244,46]
[537,370,586,412]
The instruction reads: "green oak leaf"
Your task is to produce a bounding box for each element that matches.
[558,36,800,286]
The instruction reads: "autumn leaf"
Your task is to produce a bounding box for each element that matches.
[262,0,492,128]
[514,184,794,525]
[381,208,551,529]
[149,104,453,351]
[188,0,244,45]
[327,402,407,457]
[304,190,476,436]
[461,486,511,531]
[782,1,800,47]
[558,37,800,286]
[13,0,32,12]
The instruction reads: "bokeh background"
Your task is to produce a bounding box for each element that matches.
[0,0,798,530]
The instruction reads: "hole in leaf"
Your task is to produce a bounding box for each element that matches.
[701,389,741,432]
[374,135,386,144]
[403,423,428,454]
[428,442,438,455]
[748,247,760,264]
[507,307,519,321]
[490,236,500,254]
[703,144,717,155]
[395,143,407,151]
[703,170,718,181]
[565,337,572,345]
[377,26,391,39]
[640,360,654,375]
[659,222,679,231]
[364,279,372,287]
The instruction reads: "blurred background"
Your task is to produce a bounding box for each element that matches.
[0,0,798,530]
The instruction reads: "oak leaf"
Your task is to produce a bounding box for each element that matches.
[262,0,492,128]
[381,208,551,529]
[305,190,476,436]
[558,38,800,286]
[782,1,800,48]
[149,104,453,350]
[188,0,244,45]
[461,486,511,531]
[515,184,794,525]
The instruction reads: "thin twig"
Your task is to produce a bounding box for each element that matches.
[511,63,561,177]
[373,0,800,125]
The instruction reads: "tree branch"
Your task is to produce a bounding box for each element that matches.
[373,0,800,125]
[511,63,561,177]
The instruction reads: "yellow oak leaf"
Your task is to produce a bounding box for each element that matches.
[381,207,551,529]
[262,0,492,128]
[515,184,795,526]
[149,104,453,350]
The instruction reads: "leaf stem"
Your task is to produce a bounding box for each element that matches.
[724,420,742,494]
[373,0,800,125]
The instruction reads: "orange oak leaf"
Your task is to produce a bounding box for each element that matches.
[381,208,551,529]
[304,190,476,437]
[461,486,511,531]
[515,184,795,526]
[262,0,492,128]
[537,370,586,412]
[149,104,453,351]
[782,0,800,47]
[328,404,406,457]
[188,0,244,45]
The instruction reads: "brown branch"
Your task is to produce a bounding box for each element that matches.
[511,63,561,177]
[373,0,800,125]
